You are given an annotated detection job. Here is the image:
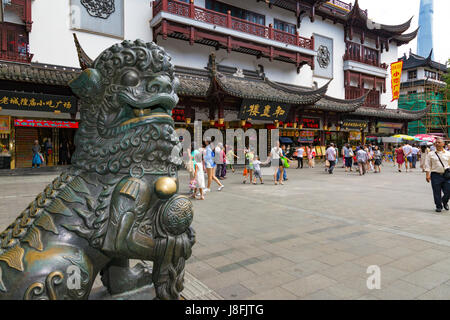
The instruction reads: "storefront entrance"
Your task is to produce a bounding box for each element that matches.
[14,119,79,168]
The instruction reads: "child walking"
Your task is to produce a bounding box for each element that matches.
[252,155,267,184]
[192,150,205,200]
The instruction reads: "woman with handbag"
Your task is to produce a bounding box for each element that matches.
[425,138,450,213]
[31,140,42,168]
[269,142,284,185]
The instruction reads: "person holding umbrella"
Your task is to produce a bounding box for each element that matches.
[425,137,450,213]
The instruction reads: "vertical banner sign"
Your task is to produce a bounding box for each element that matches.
[0,116,10,134]
[390,61,403,102]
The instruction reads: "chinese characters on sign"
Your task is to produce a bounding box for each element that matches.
[14,119,79,129]
[239,100,291,122]
[300,117,320,129]
[390,61,403,102]
[171,108,186,122]
[377,122,404,129]
[0,90,77,114]
[298,131,315,143]
[342,120,368,130]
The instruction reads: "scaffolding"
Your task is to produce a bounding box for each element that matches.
[398,80,450,138]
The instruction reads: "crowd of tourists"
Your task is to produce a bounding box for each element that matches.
[185,136,450,205]
[185,136,450,215]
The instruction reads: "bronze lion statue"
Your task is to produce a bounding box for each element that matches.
[0,40,195,300]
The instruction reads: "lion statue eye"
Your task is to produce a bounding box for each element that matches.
[120,71,140,87]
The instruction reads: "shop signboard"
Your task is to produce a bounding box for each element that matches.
[298,131,314,143]
[239,99,291,122]
[390,61,403,101]
[0,90,77,114]
[349,131,362,141]
[342,120,368,130]
[0,116,10,134]
[301,117,320,129]
[377,122,403,129]
[172,108,186,122]
[315,146,322,156]
[14,119,79,129]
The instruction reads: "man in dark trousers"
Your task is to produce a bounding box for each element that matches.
[425,138,450,213]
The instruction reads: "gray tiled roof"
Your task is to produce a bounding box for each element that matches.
[214,72,328,105]
[0,61,80,86]
[314,94,367,112]
[352,106,428,121]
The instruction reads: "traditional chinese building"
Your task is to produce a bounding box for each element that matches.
[0,0,151,169]
[0,0,430,168]
[150,0,426,150]
[398,50,449,137]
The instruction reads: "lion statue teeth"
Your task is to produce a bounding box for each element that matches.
[0,40,195,300]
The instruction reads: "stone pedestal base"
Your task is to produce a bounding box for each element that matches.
[89,285,156,300]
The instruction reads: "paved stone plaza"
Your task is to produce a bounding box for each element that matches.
[2,163,450,300]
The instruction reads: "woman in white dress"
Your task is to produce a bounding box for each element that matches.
[193,150,206,200]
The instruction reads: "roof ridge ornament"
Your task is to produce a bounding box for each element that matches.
[207,52,217,75]
[73,33,93,70]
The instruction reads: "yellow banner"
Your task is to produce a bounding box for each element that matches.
[0,116,10,134]
[390,61,403,101]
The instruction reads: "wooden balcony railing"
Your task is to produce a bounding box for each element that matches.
[153,0,314,50]
[344,41,388,69]
[345,87,381,108]
[0,51,33,64]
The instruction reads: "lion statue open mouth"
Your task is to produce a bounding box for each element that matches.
[0,40,195,300]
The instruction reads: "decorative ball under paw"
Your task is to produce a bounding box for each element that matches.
[161,196,194,235]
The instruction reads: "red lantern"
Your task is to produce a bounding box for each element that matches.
[214,121,225,128]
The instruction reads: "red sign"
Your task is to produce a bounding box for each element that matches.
[172,108,186,122]
[14,119,79,129]
[299,117,320,129]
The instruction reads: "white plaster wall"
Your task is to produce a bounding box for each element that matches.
[417,67,425,79]
[29,0,152,68]
[155,0,348,94]
[380,44,399,109]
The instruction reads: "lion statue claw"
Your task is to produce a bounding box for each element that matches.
[0,40,195,300]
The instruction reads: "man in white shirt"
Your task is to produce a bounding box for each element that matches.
[411,145,420,169]
[425,138,450,212]
[325,143,337,174]
[296,145,304,169]
[402,143,413,172]
[269,141,284,185]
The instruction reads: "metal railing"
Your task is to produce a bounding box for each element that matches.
[153,0,314,50]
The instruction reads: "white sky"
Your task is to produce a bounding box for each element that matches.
[356,0,449,65]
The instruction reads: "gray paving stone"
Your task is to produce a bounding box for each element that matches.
[401,268,450,290]
[5,167,450,300]
[328,231,370,242]
[371,280,429,300]
[417,284,450,300]
[266,234,299,244]
[215,284,255,300]
[281,274,338,298]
